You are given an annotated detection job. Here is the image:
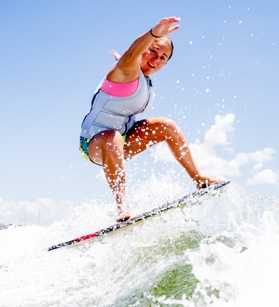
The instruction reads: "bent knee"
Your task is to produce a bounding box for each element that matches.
[161,117,176,126]
[155,117,180,133]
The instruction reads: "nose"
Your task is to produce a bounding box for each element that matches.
[150,53,159,64]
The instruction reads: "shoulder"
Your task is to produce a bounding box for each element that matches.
[106,61,141,83]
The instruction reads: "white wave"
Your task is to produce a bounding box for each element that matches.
[1,179,279,306]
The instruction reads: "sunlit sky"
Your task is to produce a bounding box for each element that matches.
[1,0,279,224]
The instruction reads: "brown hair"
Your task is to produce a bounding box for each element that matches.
[168,38,174,61]
[158,36,174,61]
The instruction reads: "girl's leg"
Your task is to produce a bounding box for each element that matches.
[88,130,130,221]
[125,117,219,188]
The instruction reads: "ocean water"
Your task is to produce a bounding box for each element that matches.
[1,178,279,307]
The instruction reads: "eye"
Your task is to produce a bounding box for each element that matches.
[159,55,167,63]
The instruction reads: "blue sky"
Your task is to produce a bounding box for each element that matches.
[1,0,279,223]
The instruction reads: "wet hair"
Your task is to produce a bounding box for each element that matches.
[156,36,174,61]
[168,38,174,61]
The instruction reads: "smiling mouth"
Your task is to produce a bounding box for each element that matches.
[148,62,155,68]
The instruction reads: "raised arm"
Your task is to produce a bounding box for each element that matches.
[106,17,180,83]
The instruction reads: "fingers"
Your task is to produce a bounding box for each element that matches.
[161,16,181,24]
[153,16,181,36]
[168,24,180,34]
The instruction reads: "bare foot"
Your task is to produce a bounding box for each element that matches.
[116,215,131,222]
[116,205,131,222]
[195,176,222,189]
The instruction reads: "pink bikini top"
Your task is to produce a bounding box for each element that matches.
[101,78,139,97]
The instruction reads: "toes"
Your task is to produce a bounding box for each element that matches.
[116,216,130,223]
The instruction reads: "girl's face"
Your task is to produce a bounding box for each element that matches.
[140,39,172,76]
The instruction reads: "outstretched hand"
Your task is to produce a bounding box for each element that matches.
[151,16,181,37]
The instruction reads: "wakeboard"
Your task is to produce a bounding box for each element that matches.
[48,181,229,251]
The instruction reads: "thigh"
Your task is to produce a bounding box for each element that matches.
[88,130,125,165]
[124,117,173,159]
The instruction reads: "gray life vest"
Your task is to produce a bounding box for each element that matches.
[80,70,154,139]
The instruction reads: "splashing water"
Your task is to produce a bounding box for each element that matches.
[1,177,279,307]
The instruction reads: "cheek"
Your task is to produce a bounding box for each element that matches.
[143,50,152,58]
[141,54,148,63]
